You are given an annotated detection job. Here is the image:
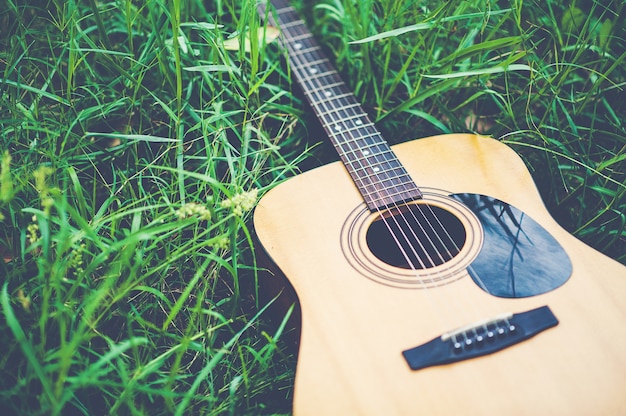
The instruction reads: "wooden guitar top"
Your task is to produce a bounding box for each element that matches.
[254,134,626,415]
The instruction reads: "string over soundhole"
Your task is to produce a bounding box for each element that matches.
[340,190,483,289]
[366,204,466,270]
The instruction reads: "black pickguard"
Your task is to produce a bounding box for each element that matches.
[452,193,572,298]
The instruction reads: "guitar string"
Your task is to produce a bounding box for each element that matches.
[265,5,471,334]
[263,1,510,342]
[265,2,476,333]
[274,3,513,342]
[275,10,468,277]
[275,11,501,293]
[264,1,464,265]
[271,2,513,346]
[280,21,447,269]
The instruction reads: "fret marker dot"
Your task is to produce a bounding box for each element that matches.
[363,150,370,155]
[355,119,363,125]
[334,125,342,132]
[309,68,318,74]
[324,90,332,97]
[373,167,380,172]
[294,42,302,49]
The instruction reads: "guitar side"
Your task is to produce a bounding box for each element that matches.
[254,134,626,415]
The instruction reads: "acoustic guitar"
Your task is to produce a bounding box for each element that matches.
[254,1,626,414]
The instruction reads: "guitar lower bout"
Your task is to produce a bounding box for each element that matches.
[253,133,626,415]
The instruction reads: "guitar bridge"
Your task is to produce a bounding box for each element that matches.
[402,306,558,370]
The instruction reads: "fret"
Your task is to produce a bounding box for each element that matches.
[261,0,423,210]
[316,102,362,118]
[340,123,379,139]
[353,172,414,189]
[297,58,329,67]
[288,37,316,50]
[288,32,314,42]
[340,155,409,181]
[310,82,357,95]
[316,92,359,105]
[350,172,408,190]
[343,165,419,197]
[279,20,306,30]
[324,114,378,134]
[290,45,321,55]
[351,182,419,206]
[294,65,340,77]
[337,143,395,159]
[347,174,397,193]
[344,150,403,167]
[297,69,341,83]
[327,120,378,137]
[366,187,420,204]
[321,120,373,140]
[305,81,345,95]
[341,150,389,166]
[313,102,361,120]
[285,33,315,45]
[288,41,317,55]
[315,108,365,128]
[274,5,296,14]
[350,163,407,177]
[357,178,417,196]
[274,7,299,19]
[283,27,308,37]
[311,91,354,106]
[295,52,330,64]
[322,121,370,138]
[334,132,387,146]
[359,169,414,189]
[337,140,390,157]
[310,87,353,98]
[355,174,415,191]
[310,88,357,105]
[329,112,371,126]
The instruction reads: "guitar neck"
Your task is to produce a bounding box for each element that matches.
[258,0,422,210]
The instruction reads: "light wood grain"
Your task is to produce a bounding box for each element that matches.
[254,133,626,415]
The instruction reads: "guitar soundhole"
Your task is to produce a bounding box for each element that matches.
[366,204,466,270]
[341,190,483,288]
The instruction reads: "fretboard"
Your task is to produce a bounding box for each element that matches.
[258,0,422,211]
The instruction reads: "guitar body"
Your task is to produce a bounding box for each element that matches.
[254,134,626,415]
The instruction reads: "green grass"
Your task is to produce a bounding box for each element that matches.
[0,0,302,414]
[0,0,624,414]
